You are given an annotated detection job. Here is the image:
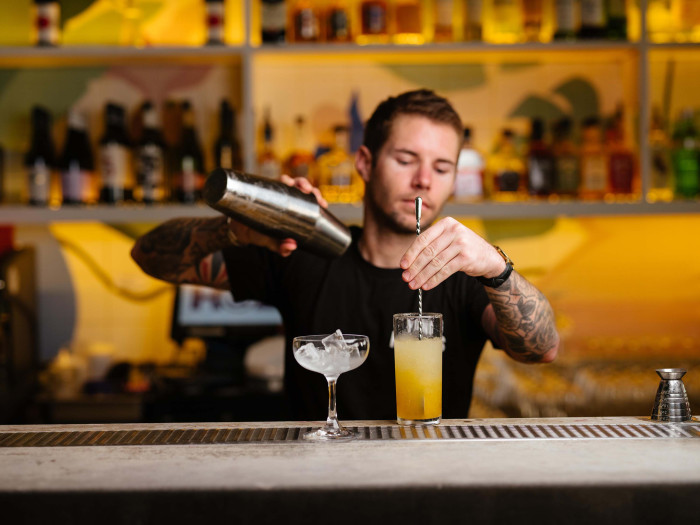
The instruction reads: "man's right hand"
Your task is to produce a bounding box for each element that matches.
[226,174,327,257]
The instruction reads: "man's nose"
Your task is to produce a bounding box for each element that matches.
[412,163,431,189]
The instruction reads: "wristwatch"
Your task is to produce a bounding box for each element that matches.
[476,245,514,288]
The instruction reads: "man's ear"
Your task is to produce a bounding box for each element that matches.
[355,145,372,183]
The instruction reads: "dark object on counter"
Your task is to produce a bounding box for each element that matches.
[651,368,692,422]
[204,168,352,258]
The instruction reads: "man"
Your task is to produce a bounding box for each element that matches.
[131,89,559,420]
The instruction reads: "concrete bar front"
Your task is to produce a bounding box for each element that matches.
[1,417,699,524]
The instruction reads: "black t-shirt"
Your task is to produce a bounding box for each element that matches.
[223,226,491,420]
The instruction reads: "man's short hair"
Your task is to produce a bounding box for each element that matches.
[363,89,463,166]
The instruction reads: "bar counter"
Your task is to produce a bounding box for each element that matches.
[1,417,699,524]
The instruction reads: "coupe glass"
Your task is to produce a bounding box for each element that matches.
[292,333,370,441]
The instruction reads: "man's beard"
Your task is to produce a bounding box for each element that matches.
[364,182,439,235]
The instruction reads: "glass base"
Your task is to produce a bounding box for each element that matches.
[397,416,441,426]
[303,426,356,441]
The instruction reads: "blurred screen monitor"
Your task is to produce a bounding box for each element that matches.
[171,284,282,342]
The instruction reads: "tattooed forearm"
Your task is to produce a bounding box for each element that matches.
[484,272,559,363]
[131,216,231,286]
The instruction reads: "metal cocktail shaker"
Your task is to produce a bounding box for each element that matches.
[650,368,692,422]
[203,168,352,259]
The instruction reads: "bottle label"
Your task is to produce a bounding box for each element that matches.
[206,2,225,43]
[362,2,387,34]
[100,143,129,198]
[528,156,554,193]
[62,160,85,203]
[555,155,580,193]
[29,158,50,204]
[328,9,349,40]
[582,154,607,191]
[467,0,483,22]
[555,0,579,32]
[295,8,319,40]
[330,161,353,187]
[262,1,287,33]
[434,0,454,28]
[497,170,520,192]
[580,0,605,26]
[219,145,233,170]
[35,3,60,46]
[455,149,484,199]
[181,156,196,196]
[607,0,626,17]
[137,144,164,202]
[259,159,281,180]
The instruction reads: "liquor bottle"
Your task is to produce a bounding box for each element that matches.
[484,0,524,44]
[325,0,351,42]
[605,111,635,196]
[579,116,608,200]
[357,0,389,44]
[173,101,205,203]
[677,0,700,42]
[526,117,555,196]
[261,0,288,43]
[465,0,484,41]
[392,0,424,44]
[454,127,485,202]
[646,0,676,43]
[671,108,700,199]
[0,143,4,203]
[486,128,526,201]
[551,116,580,196]
[316,125,360,203]
[578,0,606,39]
[214,100,243,171]
[205,0,225,45]
[647,107,673,202]
[291,0,321,42]
[99,103,132,204]
[60,110,94,205]
[433,0,455,41]
[134,101,166,204]
[33,0,60,47]
[284,116,315,181]
[258,108,282,180]
[606,0,627,40]
[522,0,545,42]
[553,0,580,40]
[25,106,56,207]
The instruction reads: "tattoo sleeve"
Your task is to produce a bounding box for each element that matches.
[131,216,232,289]
[483,272,559,363]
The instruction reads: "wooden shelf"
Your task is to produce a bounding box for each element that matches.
[2,200,699,224]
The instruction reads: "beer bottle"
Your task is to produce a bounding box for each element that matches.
[135,101,166,204]
[99,102,132,204]
[172,101,205,203]
[60,110,94,205]
[25,106,56,207]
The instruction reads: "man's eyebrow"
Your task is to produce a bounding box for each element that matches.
[394,148,456,165]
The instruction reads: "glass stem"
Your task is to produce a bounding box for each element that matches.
[326,376,340,431]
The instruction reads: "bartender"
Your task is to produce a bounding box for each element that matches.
[131,89,559,420]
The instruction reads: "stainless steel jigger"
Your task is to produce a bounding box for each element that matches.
[650,368,692,422]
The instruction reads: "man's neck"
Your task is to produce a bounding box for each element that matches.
[358,218,414,269]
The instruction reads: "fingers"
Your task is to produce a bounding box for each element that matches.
[228,218,298,257]
[280,174,328,208]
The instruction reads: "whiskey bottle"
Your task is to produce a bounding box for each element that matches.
[284,116,315,181]
[258,108,282,180]
[526,117,555,196]
[393,0,424,44]
[454,127,484,202]
[172,101,205,203]
[433,0,455,41]
[214,100,243,171]
[551,117,580,196]
[647,107,673,202]
[671,108,700,199]
[325,0,351,42]
[606,0,627,40]
[291,0,321,42]
[33,0,60,47]
[99,103,133,204]
[135,101,166,204]
[579,116,607,200]
[25,106,56,206]
[60,110,94,205]
[205,0,225,45]
[357,0,389,44]
[605,111,635,196]
[465,0,484,41]
[316,125,360,203]
[522,0,545,42]
[553,0,580,40]
[578,0,606,39]
[646,0,676,43]
[486,128,526,201]
[484,0,524,44]
[262,0,288,43]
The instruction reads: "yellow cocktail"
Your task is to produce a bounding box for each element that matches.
[393,312,443,425]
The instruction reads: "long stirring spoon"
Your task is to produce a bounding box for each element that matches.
[415,196,422,340]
